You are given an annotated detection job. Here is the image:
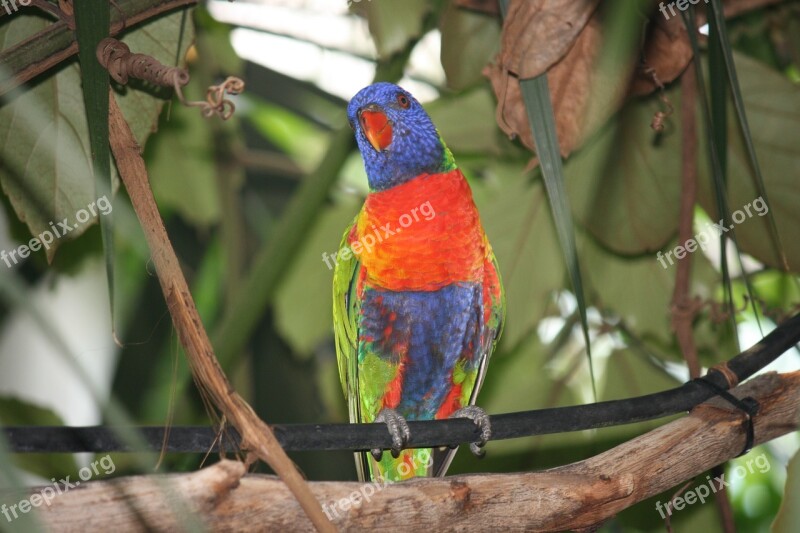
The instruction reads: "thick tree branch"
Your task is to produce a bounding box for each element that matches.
[21,371,800,532]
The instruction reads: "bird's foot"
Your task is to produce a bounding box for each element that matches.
[371,408,411,461]
[450,406,492,457]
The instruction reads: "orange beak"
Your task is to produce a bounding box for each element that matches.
[358,106,393,151]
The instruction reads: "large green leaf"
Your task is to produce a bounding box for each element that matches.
[439,2,500,91]
[145,94,221,226]
[426,86,520,156]
[696,52,800,272]
[355,0,430,59]
[74,0,115,333]
[476,168,565,348]
[274,200,360,358]
[0,10,194,260]
[708,0,787,273]
[580,231,725,347]
[565,86,682,255]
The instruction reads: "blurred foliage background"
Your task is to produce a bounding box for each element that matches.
[0,0,799,531]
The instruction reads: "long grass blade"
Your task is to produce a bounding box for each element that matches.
[682,9,762,341]
[708,0,789,274]
[707,10,741,342]
[73,1,115,337]
[497,0,596,398]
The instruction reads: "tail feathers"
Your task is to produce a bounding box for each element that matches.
[355,448,435,482]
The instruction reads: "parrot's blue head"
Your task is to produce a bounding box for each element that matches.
[347,82,454,191]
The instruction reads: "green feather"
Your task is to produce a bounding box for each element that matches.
[332,214,371,480]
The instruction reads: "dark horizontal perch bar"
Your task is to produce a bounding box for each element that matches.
[4,313,800,454]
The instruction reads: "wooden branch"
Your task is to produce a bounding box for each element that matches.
[24,371,800,532]
[107,92,333,532]
[0,0,197,96]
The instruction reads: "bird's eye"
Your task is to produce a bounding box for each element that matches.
[397,93,410,109]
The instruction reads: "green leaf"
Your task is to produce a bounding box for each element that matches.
[358,0,431,59]
[426,87,517,156]
[0,396,78,480]
[582,236,672,344]
[145,99,221,226]
[705,8,743,340]
[475,168,564,348]
[274,201,360,357]
[0,9,194,260]
[696,52,800,272]
[565,86,682,255]
[439,3,500,91]
[773,448,800,532]
[708,0,789,273]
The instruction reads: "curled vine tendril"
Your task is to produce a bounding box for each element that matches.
[96,38,244,120]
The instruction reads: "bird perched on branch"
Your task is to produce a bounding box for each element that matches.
[333,82,505,482]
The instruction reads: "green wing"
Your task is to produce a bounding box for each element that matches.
[472,250,506,405]
[333,215,361,415]
[333,215,371,479]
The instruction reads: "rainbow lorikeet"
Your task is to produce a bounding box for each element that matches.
[333,82,505,482]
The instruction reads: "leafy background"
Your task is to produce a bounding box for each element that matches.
[0,1,799,531]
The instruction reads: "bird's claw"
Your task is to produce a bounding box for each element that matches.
[450,406,492,457]
[371,408,411,461]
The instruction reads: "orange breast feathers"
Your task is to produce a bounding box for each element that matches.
[351,169,491,292]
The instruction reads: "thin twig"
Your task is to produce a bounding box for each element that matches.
[671,61,701,379]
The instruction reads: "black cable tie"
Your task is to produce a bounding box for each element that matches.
[692,376,760,457]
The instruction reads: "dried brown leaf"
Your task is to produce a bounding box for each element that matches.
[499,0,600,78]
[630,15,693,96]
[485,17,603,157]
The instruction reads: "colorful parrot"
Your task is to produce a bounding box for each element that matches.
[333,82,505,482]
